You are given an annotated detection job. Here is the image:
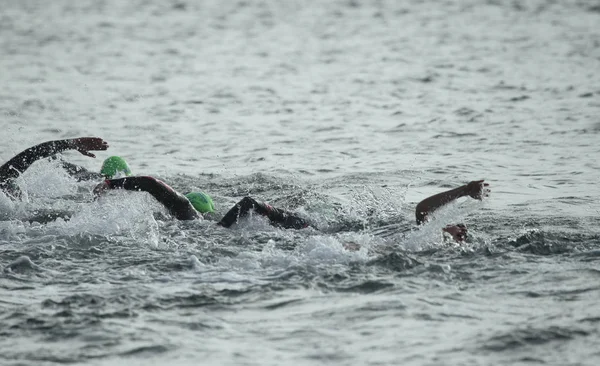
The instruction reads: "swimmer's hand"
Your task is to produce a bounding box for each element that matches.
[69,137,109,158]
[93,180,110,197]
[465,180,490,200]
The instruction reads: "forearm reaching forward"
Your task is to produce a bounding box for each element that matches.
[95,176,200,220]
[415,180,489,225]
[0,137,108,184]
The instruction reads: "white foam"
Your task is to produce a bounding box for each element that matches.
[44,191,164,246]
[189,255,206,271]
[18,159,78,199]
[212,231,374,278]
[0,191,16,219]
[298,233,372,264]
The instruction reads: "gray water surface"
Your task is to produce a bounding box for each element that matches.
[1,1,600,365]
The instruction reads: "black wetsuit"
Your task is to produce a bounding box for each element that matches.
[103,176,199,220]
[103,177,310,229]
[0,139,83,199]
[218,196,310,230]
[57,159,103,181]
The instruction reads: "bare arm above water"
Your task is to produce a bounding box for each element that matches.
[415,180,489,225]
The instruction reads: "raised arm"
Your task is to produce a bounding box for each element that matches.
[0,137,108,183]
[415,180,489,225]
[94,176,199,220]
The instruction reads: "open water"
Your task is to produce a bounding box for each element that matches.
[1,0,600,365]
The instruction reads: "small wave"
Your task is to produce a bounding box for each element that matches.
[335,279,395,294]
[42,293,106,309]
[263,297,304,310]
[588,4,600,13]
[3,256,40,273]
[143,293,219,311]
[482,325,590,352]
[506,229,598,255]
[366,252,421,272]
[118,344,171,357]
[189,255,206,271]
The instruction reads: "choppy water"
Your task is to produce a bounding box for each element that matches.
[1,0,600,365]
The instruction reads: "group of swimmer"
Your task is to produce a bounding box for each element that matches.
[0,137,490,244]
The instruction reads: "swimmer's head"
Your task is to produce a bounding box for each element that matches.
[185,192,215,213]
[101,156,132,179]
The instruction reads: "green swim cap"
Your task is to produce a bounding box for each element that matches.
[185,192,215,213]
[101,156,132,179]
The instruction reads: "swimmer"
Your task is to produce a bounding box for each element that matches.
[416,180,490,242]
[23,155,132,224]
[217,196,309,229]
[94,176,489,241]
[94,176,308,227]
[93,176,224,219]
[54,155,132,181]
[0,137,109,199]
[98,156,133,179]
